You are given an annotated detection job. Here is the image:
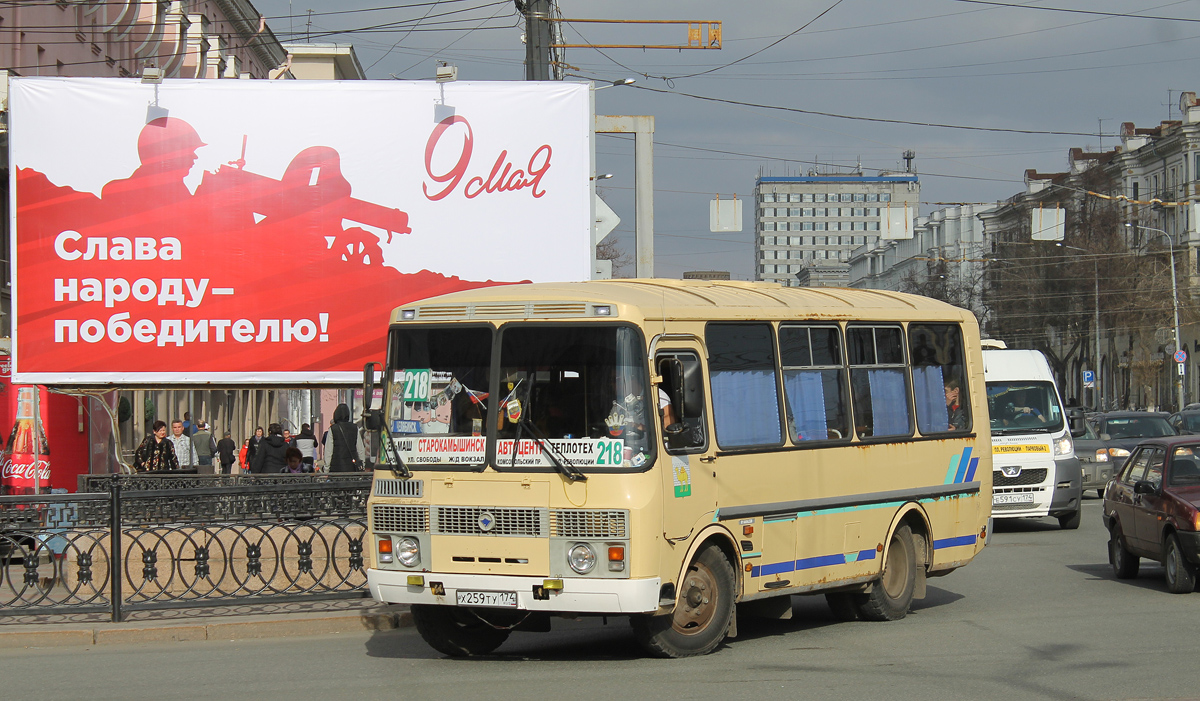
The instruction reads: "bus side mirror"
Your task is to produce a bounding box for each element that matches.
[363,361,384,431]
[679,358,704,419]
[1068,408,1087,438]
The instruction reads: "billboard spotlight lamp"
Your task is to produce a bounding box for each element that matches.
[435,63,458,83]
[141,67,164,84]
[596,78,635,90]
[591,173,614,181]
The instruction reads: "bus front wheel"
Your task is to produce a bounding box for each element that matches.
[632,544,736,658]
[854,524,917,621]
[411,604,511,657]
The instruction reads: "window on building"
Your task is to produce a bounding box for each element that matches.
[763,222,776,231]
[848,326,911,438]
[853,193,865,202]
[815,208,827,217]
[802,193,814,203]
[814,236,826,245]
[830,222,842,231]
[707,323,782,448]
[788,236,800,245]
[909,323,971,434]
[868,221,880,231]
[802,222,813,231]
[838,193,850,202]
[814,222,826,231]
[881,193,891,202]
[867,193,878,202]
[789,207,802,216]
[854,236,865,245]
[763,236,776,245]
[802,208,814,217]
[853,207,865,217]
[1194,154,1200,181]
[789,194,802,203]
[814,193,826,203]
[761,193,776,203]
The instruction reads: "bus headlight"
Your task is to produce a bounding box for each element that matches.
[568,544,597,574]
[1054,436,1073,456]
[396,537,421,567]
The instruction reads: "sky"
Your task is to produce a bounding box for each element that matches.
[251,0,1200,280]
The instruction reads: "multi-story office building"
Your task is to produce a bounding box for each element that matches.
[754,173,920,286]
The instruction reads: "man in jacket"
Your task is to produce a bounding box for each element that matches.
[293,423,319,472]
[251,423,290,474]
[216,431,237,475]
[169,419,197,469]
[191,421,217,474]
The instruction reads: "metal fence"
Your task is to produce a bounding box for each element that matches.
[1,474,373,621]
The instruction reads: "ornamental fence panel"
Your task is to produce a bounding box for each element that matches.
[1,475,373,621]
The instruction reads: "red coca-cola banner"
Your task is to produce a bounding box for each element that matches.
[10,78,593,384]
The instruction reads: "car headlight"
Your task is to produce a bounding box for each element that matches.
[396,537,420,567]
[1054,436,1073,456]
[568,543,596,574]
[1094,449,1108,462]
[1108,447,1130,458]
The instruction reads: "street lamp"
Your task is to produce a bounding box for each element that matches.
[1127,222,1183,411]
[1056,242,1102,410]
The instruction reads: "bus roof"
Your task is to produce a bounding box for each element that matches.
[391,279,975,324]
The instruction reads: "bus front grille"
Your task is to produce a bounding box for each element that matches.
[373,478,424,498]
[550,509,629,538]
[371,504,430,533]
[993,468,1048,487]
[433,506,546,537]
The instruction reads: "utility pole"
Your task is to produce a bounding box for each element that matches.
[523,0,555,81]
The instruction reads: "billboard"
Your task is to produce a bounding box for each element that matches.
[10,78,592,384]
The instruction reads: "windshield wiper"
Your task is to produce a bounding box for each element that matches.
[376,418,412,479]
[513,413,587,482]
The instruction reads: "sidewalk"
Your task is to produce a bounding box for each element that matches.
[0,600,412,648]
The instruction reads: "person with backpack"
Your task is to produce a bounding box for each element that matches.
[293,423,319,472]
[322,403,367,472]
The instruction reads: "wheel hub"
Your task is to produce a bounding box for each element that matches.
[672,563,717,634]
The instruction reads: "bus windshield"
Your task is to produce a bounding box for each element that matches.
[387,324,653,470]
[986,381,1064,434]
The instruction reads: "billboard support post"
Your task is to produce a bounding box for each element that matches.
[594,115,655,278]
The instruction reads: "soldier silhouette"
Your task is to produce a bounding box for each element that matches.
[102,117,206,209]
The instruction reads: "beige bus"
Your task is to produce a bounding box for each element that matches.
[364,279,992,657]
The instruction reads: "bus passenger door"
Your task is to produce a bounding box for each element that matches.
[656,349,715,541]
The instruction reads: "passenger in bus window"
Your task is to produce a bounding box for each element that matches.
[945,378,967,431]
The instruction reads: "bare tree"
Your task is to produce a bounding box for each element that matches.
[596,236,633,278]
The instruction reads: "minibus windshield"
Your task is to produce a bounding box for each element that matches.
[986,381,1065,434]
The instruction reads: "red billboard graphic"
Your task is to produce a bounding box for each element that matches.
[10,79,593,384]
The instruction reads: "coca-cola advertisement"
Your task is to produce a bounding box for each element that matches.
[9,78,592,384]
[0,385,50,495]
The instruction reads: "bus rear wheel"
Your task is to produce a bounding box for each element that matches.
[854,524,917,621]
[632,544,735,658]
[410,605,511,657]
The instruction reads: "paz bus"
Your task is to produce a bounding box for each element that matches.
[363,279,992,657]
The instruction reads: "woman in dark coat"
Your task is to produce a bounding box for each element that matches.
[132,420,178,472]
[322,403,366,472]
[250,423,289,474]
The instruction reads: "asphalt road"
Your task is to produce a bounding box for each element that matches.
[5,496,1199,701]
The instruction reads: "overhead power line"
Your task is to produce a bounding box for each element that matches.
[623,83,1108,136]
[951,0,1200,23]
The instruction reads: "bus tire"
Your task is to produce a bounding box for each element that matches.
[411,604,510,657]
[854,524,917,622]
[632,544,736,658]
[1058,508,1081,530]
[1109,522,1140,579]
[825,592,860,621]
[1164,534,1197,594]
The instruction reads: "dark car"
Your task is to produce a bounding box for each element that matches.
[1102,435,1200,593]
[1092,411,1177,473]
[1074,420,1116,498]
[1167,409,1200,435]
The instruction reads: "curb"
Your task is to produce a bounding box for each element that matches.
[0,608,413,649]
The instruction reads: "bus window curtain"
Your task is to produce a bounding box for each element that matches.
[868,368,909,436]
[711,369,781,447]
[784,370,828,441]
[913,365,948,434]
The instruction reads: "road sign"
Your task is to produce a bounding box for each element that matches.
[1180,363,1187,376]
[1082,370,1095,388]
[1175,349,1188,363]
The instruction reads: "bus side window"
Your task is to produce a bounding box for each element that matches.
[706,323,784,449]
[779,324,850,442]
[656,352,708,454]
[909,323,971,434]
[847,325,912,439]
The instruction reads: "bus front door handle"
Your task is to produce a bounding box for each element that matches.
[700,456,717,463]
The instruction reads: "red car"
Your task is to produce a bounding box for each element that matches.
[1103,435,1200,593]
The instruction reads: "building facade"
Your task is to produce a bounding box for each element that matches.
[754,174,920,287]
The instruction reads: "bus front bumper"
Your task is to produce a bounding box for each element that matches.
[368,569,662,614]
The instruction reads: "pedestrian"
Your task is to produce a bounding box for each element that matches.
[169,419,198,469]
[322,403,367,472]
[132,420,179,472]
[182,411,195,436]
[293,423,318,472]
[282,427,293,446]
[282,446,310,474]
[238,439,249,472]
[191,421,217,474]
[247,426,264,465]
[216,431,237,476]
[250,423,289,474]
